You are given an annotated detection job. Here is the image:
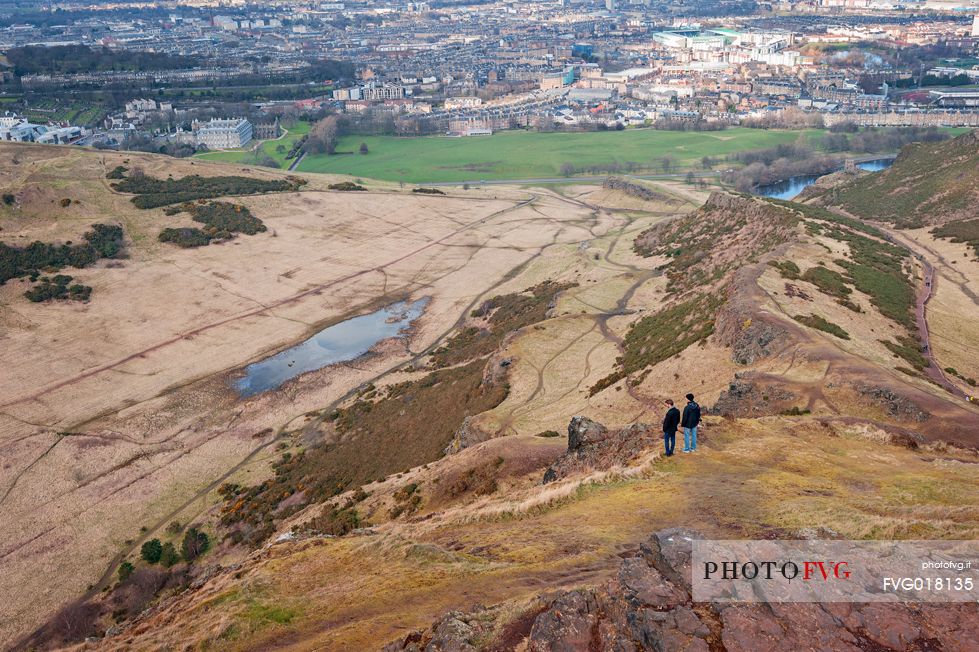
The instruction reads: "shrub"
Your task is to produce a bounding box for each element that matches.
[309,506,361,536]
[0,223,123,286]
[801,265,851,299]
[105,166,128,180]
[158,227,212,248]
[793,314,850,340]
[769,260,800,279]
[117,561,135,582]
[181,527,209,562]
[882,335,928,370]
[2,193,14,205]
[140,538,163,564]
[84,223,124,258]
[159,542,180,567]
[60,198,71,208]
[412,187,445,195]
[780,406,812,416]
[24,274,92,303]
[188,201,266,235]
[113,173,299,209]
[328,181,367,192]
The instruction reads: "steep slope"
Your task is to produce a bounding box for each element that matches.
[808,130,979,229]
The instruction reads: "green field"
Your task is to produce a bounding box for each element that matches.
[294,127,823,183]
[197,120,310,169]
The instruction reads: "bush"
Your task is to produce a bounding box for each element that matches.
[24,274,91,303]
[181,527,209,563]
[2,193,15,205]
[411,187,445,195]
[769,260,800,279]
[140,538,163,564]
[113,173,299,209]
[158,202,266,248]
[158,227,212,248]
[0,223,123,286]
[793,314,850,340]
[328,181,367,192]
[105,166,128,180]
[187,201,266,235]
[118,561,135,582]
[309,506,361,536]
[159,542,180,567]
[59,198,71,208]
[801,265,851,299]
[84,223,124,258]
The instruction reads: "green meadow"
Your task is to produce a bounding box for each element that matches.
[294,127,823,183]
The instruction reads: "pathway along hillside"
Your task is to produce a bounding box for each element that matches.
[868,224,970,400]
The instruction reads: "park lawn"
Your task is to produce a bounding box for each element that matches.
[197,121,310,168]
[295,127,823,183]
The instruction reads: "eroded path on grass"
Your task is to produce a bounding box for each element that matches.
[881,227,971,399]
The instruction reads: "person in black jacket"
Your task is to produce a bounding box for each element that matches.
[681,393,701,453]
[662,399,680,456]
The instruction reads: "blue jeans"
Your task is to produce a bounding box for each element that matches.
[683,426,697,451]
[663,432,676,456]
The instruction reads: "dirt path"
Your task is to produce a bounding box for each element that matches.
[881,228,970,400]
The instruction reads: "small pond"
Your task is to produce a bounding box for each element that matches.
[233,297,429,397]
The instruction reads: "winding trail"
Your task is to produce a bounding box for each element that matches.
[880,228,970,399]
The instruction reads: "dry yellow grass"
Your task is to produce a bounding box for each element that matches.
[100,416,979,651]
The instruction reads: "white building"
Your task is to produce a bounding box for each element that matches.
[195,118,252,150]
[0,115,47,142]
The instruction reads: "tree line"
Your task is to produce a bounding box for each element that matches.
[6,45,198,77]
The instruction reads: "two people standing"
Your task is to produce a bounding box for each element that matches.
[661,394,701,456]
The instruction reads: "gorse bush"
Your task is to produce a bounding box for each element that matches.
[23,274,91,303]
[158,227,212,248]
[794,314,850,340]
[114,173,302,209]
[158,202,266,248]
[0,223,124,286]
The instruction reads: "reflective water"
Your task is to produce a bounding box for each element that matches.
[233,297,429,397]
[756,158,894,200]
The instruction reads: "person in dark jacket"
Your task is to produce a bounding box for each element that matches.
[681,393,701,452]
[662,399,680,456]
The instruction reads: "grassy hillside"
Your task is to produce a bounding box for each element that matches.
[294,127,823,183]
[815,130,979,228]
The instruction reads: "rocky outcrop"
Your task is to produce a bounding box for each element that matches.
[709,377,796,417]
[603,177,676,204]
[541,417,657,483]
[384,527,979,652]
[856,384,930,423]
[444,416,492,455]
[714,268,789,366]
